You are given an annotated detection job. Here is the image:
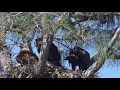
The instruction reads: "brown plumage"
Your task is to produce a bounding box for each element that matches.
[16,43,39,65]
[65,46,92,71]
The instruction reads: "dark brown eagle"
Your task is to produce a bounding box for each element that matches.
[16,43,39,65]
[35,35,62,67]
[65,46,93,71]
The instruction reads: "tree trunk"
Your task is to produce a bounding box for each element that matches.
[39,33,54,74]
[0,46,13,78]
[0,28,13,77]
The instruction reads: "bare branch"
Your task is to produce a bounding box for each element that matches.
[39,33,54,74]
[82,26,120,78]
[107,27,120,54]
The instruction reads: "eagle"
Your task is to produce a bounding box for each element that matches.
[35,35,62,67]
[65,46,92,71]
[16,43,39,65]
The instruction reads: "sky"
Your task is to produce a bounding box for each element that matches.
[5,15,120,78]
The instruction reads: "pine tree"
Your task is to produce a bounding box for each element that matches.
[0,12,120,78]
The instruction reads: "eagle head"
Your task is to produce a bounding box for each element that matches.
[18,43,29,51]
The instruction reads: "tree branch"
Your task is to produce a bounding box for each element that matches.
[0,47,13,77]
[82,26,120,78]
[107,27,120,54]
[39,33,54,74]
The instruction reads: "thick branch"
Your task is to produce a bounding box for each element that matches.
[107,27,120,54]
[0,47,13,77]
[82,26,120,78]
[39,33,54,74]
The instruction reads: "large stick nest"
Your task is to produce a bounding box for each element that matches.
[6,62,99,78]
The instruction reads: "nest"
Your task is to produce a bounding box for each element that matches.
[8,62,99,78]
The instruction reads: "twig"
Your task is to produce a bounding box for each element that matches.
[54,39,71,49]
